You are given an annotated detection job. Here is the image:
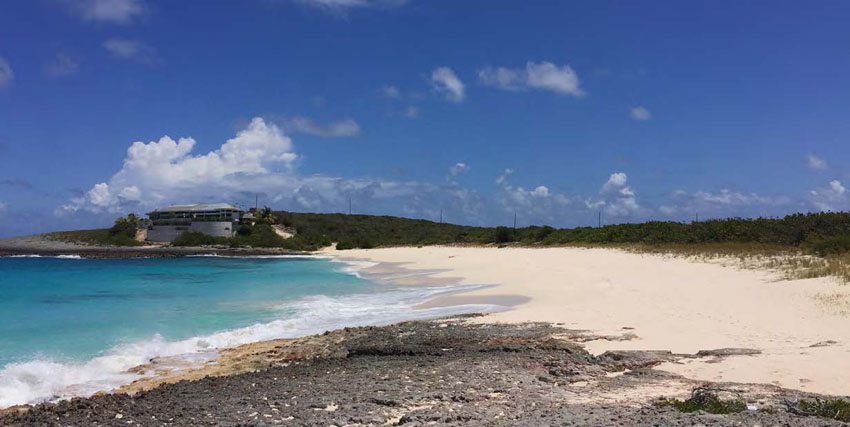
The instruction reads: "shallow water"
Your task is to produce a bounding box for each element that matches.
[0,255,498,407]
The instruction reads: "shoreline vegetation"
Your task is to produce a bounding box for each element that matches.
[9,209,850,282]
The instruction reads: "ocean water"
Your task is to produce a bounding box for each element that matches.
[0,255,497,408]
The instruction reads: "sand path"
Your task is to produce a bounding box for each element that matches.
[324,246,850,396]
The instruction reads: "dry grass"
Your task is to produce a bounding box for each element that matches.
[560,242,850,284]
[811,292,850,316]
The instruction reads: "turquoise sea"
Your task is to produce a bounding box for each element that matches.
[0,255,495,407]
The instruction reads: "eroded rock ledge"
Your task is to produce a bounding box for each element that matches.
[1,317,843,426]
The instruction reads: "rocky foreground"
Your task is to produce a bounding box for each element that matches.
[1,317,845,426]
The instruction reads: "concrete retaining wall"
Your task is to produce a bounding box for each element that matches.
[188,221,235,238]
[146,226,187,243]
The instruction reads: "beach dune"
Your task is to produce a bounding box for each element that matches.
[329,246,850,396]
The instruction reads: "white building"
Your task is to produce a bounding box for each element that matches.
[145,203,244,242]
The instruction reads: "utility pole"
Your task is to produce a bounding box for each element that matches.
[598,210,601,228]
[513,211,517,229]
[255,194,258,210]
[348,198,352,215]
[695,212,699,223]
[439,209,443,224]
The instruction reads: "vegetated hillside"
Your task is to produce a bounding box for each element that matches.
[45,210,850,256]
[278,211,850,254]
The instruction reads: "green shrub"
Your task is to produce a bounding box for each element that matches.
[794,398,850,422]
[657,387,746,414]
[802,233,850,256]
[494,226,513,243]
[172,232,229,247]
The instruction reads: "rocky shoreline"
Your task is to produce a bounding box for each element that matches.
[2,317,844,426]
[0,235,305,258]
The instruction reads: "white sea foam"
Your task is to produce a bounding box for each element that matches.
[187,254,332,260]
[0,284,502,408]
[331,259,379,277]
[2,254,82,259]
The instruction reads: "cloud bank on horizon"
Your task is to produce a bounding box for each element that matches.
[55,117,841,230]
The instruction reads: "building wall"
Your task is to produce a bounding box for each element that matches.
[188,221,235,238]
[146,221,235,242]
[146,226,187,242]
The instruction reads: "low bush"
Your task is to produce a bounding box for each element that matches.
[787,398,850,422]
[657,387,746,414]
[172,231,229,246]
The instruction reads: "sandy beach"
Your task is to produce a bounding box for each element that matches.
[326,245,850,396]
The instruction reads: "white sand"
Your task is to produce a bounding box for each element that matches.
[325,246,850,396]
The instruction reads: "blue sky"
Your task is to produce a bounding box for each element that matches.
[1,0,849,237]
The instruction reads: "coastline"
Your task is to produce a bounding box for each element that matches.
[4,239,850,419]
[324,245,850,396]
[0,235,307,258]
[0,250,512,409]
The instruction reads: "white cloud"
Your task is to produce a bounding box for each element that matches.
[809,180,848,212]
[449,162,469,177]
[0,57,13,89]
[102,38,157,63]
[68,0,144,25]
[495,168,514,185]
[658,188,791,220]
[57,117,488,224]
[601,172,628,193]
[279,116,361,137]
[629,106,651,121]
[43,53,80,78]
[479,61,584,97]
[807,154,828,171]
[380,85,401,98]
[595,172,642,217]
[477,67,523,91]
[59,118,298,214]
[430,67,465,103]
[530,186,549,198]
[494,170,577,225]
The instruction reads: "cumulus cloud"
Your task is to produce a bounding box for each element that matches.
[430,67,465,103]
[495,168,514,185]
[449,162,469,177]
[43,53,80,78]
[102,39,157,63]
[59,118,298,214]
[530,186,549,198]
[66,0,144,24]
[478,61,584,97]
[595,172,641,217]
[807,154,828,171]
[278,116,361,137]
[494,169,577,225]
[809,180,847,212]
[56,117,489,226]
[630,106,651,121]
[658,188,791,220]
[0,57,13,89]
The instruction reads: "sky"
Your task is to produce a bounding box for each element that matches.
[1,0,850,237]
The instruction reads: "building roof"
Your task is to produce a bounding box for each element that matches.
[148,203,244,213]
